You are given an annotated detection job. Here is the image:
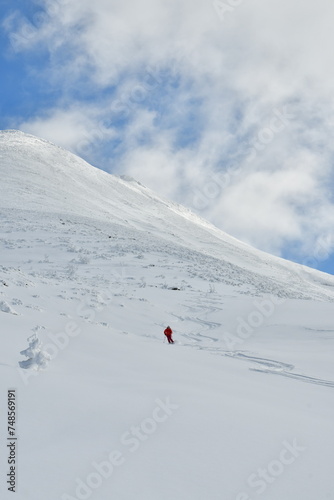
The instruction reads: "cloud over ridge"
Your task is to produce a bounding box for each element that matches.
[2,0,334,266]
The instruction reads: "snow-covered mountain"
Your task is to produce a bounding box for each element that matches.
[0,129,333,500]
[1,130,334,301]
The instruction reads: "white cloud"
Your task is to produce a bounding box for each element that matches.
[5,0,334,262]
[19,106,116,155]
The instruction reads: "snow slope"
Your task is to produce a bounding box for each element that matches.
[0,129,333,500]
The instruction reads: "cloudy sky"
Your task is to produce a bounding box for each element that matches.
[1,0,334,273]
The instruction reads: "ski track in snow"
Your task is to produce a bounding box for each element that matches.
[223,351,334,388]
[173,293,334,390]
[250,367,334,388]
[182,333,334,389]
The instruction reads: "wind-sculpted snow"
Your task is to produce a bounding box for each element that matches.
[19,334,50,370]
[1,206,333,304]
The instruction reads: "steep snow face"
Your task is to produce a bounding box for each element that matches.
[0,130,223,231]
[1,129,334,302]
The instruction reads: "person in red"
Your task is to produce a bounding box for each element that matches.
[164,325,174,344]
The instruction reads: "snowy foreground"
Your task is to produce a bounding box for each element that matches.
[0,130,333,500]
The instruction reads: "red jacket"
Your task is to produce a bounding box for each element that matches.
[164,327,173,337]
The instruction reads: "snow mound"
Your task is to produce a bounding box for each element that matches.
[19,334,50,370]
[0,300,17,315]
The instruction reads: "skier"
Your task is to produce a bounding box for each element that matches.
[164,326,174,344]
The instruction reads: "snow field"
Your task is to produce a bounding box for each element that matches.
[0,130,333,499]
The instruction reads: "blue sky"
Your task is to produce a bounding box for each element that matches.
[1,0,334,274]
